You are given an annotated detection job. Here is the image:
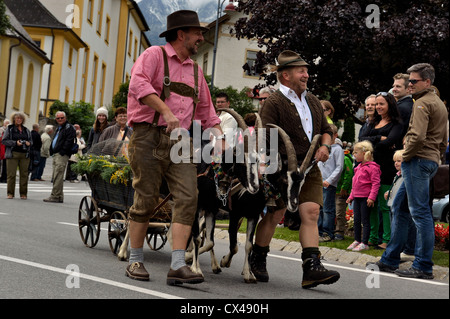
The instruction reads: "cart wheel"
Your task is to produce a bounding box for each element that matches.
[146,226,168,251]
[78,196,101,248]
[108,211,128,255]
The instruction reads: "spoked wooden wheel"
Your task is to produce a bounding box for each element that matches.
[146,225,168,251]
[78,196,101,248]
[108,211,128,255]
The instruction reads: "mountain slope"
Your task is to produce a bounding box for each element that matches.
[136,0,221,46]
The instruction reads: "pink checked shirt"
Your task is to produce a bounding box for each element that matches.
[127,43,220,130]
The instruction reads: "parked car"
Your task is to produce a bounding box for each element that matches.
[432,194,449,223]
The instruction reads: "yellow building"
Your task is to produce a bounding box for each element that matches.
[3,0,150,122]
[0,4,51,125]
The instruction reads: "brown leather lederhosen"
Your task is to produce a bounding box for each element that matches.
[129,47,201,225]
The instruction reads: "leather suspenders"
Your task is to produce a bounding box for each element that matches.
[151,46,200,127]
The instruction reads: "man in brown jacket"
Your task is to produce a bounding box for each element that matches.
[252,50,340,289]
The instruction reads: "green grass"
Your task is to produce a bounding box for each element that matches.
[217,219,449,268]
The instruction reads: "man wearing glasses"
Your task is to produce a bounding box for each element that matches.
[371,63,448,279]
[43,111,76,203]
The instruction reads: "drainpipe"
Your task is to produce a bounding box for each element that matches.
[3,37,21,116]
[43,28,56,116]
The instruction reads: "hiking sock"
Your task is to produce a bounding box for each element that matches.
[129,247,144,264]
[301,247,321,261]
[171,249,187,270]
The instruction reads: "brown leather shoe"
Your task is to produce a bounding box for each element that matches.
[43,197,63,203]
[126,262,150,281]
[167,266,204,285]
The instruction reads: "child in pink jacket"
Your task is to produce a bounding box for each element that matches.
[346,141,381,251]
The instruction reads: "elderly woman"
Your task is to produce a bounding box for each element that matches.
[98,107,132,156]
[1,112,33,199]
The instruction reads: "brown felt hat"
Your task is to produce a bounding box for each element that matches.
[276,50,309,70]
[159,10,209,38]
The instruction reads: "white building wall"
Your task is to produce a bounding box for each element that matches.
[194,13,266,93]
[6,48,44,128]
[38,35,53,112]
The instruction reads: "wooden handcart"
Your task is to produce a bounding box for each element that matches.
[78,173,173,256]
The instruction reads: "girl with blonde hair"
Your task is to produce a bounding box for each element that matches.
[346,141,381,251]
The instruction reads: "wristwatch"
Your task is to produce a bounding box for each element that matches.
[321,144,331,153]
[216,134,225,140]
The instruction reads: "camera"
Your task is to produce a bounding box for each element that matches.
[19,140,28,151]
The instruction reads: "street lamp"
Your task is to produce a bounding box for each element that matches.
[210,0,226,89]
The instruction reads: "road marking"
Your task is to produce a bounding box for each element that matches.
[268,253,449,286]
[59,221,449,287]
[57,221,108,231]
[0,254,183,299]
[0,185,91,194]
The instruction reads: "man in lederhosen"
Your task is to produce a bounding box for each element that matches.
[126,10,224,285]
[254,50,341,289]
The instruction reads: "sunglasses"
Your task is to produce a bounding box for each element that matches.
[376,92,391,97]
[56,117,65,120]
[258,97,267,101]
[408,79,424,85]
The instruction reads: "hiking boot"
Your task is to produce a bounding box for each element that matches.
[301,254,340,289]
[395,267,434,279]
[366,260,397,273]
[126,262,150,281]
[249,245,270,282]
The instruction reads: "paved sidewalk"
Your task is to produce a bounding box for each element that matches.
[214,228,449,282]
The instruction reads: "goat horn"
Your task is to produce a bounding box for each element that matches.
[266,124,297,173]
[299,134,321,174]
[254,112,262,129]
[217,108,248,131]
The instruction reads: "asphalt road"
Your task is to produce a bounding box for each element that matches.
[0,174,448,307]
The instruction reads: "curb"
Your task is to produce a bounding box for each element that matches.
[214,228,449,282]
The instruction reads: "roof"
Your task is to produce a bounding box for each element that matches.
[4,0,67,29]
[3,4,52,64]
[4,0,86,49]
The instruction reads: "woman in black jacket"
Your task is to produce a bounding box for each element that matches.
[1,112,32,199]
[359,92,403,249]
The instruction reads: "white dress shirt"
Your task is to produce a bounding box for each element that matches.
[279,84,313,141]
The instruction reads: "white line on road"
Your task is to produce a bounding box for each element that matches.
[268,253,449,286]
[0,254,183,299]
[56,222,449,287]
[57,221,108,231]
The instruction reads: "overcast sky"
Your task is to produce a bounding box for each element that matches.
[135,0,220,9]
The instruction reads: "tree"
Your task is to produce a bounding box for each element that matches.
[233,0,449,118]
[210,85,255,117]
[49,100,95,141]
[341,117,356,143]
[0,0,12,36]
[112,81,129,110]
